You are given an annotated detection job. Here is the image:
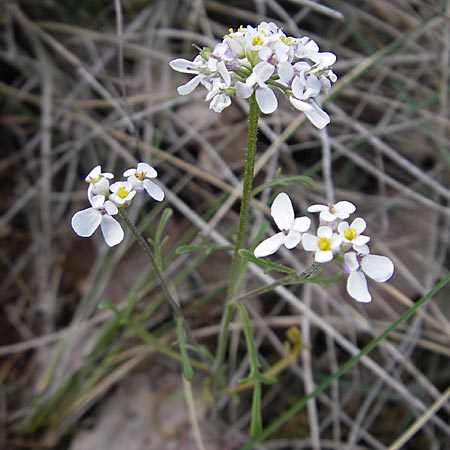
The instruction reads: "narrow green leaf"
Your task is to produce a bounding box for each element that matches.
[238,249,297,276]
[252,175,315,196]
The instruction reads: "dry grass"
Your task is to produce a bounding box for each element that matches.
[1,1,450,449]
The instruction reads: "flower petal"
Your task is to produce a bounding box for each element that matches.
[317,225,333,239]
[235,81,253,99]
[137,162,157,178]
[304,100,331,129]
[71,208,101,237]
[100,215,124,247]
[256,87,278,114]
[351,217,366,234]
[271,192,294,231]
[283,230,302,249]
[361,255,394,282]
[123,168,136,177]
[347,271,371,303]
[143,179,165,201]
[291,216,311,233]
[301,233,318,251]
[307,204,328,213]
[177,74,203,95]
[169,58,198,73]
[254,232,286,257]
[315,250,333,263]
[335,201,356,216]
[344,252,360,272]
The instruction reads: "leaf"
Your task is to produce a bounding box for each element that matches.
[238,249,297,276]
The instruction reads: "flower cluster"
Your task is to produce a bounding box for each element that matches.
[254,193,394,303]
[71,163,164,247]
[170,22,337,128]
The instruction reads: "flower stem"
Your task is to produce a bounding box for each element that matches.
[118,208,196,376]
[213,93,259,382]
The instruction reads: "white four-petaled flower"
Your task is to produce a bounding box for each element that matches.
[124,162,165,202]
[254,192,311,257]
[307,201,356,222]
[86,165,114,197]
[109,181,136,206]
[302,225,342,263]
[338,218,370,249]
[71,195,124,247]
[344,246,394,303]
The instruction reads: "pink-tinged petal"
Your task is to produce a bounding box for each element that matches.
[351,217,366,234]
[100,215,124,247]
[137,162,157,178]
[317,225,333,239]
[177,74,203,95]
[71,208,101,237]
[315,250,333,263]
[256,87,278,114]
[169,58,198,73]
[344,252,360,272]
[123,168,136,177]
[291,216,311,233]
[335,201,356,216]
[143,179,164,201]
[254,233,286,257]
[307,204,328,213]
[361,255,394,282]
[283,230,302,249]
[302,233,318,251]
[236,81,253,99]
[271,192,294,231]
[347,271,371,303]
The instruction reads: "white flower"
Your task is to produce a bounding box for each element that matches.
[109,181,136,206]
[169,21,337,122]
[123,162,164,201]
[254,192,311,257]
[236,61,278,114]
[338,218,370,248]
[85,165,114,197]
[307,201,356,222]
[302,225,341,263]
[169,55,209,95]
[344,247,394,303]
[71,195,124,247]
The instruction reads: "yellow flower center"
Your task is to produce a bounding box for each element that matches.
[344,227,357,241]
[135,171,146,181]
[117,186,129,199]
[252,35,263,46]
[318,237,331,251]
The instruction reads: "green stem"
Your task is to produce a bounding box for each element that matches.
[214,93,259,378]
[118,208,196,376]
